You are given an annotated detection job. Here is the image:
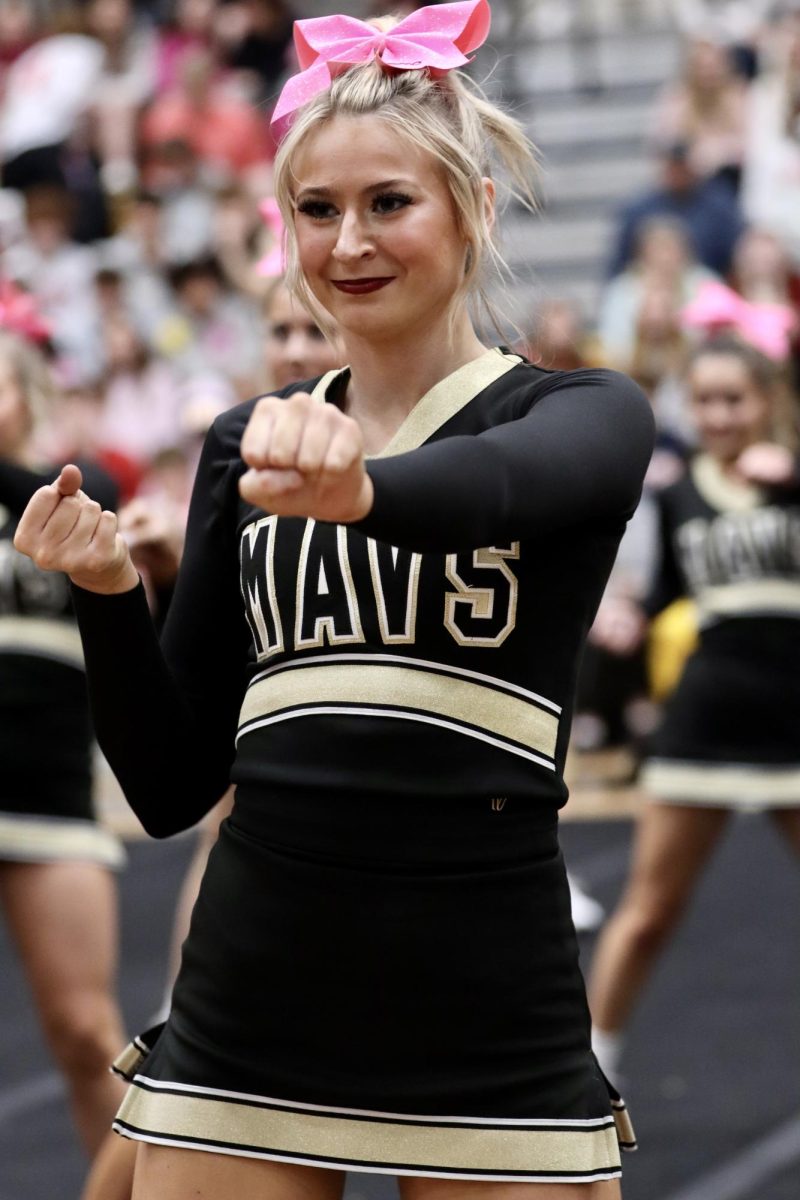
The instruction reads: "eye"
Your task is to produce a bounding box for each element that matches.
[270,323,290,342]
[296,199,338,221]
[307,325,326,341]
[372,191,413,215]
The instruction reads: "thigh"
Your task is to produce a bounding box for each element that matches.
[0,860,120,1011]
[132,1143,345,1200]
[399,1177,620,1200]
[620,803,730,913]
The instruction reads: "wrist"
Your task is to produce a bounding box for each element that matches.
[346,473,374,523]
[70,559,140,596]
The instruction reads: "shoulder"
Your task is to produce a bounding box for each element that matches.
[519,362,653,422]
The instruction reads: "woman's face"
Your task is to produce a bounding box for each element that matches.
[291,114,482,345]
[264,283,342,389]
[688,353,772,463]
[0,356,30,458]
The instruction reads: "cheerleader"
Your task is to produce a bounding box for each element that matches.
[0,316,126,1154]
[14,3,654,1196]
[589,333,800,1084]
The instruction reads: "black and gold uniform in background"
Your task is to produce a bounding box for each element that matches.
[0,459,122,867]
[74,349,653,1184]
[643,452,800,807]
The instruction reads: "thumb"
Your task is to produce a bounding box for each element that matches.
[56,463,83,497]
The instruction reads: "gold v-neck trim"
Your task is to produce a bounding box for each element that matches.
[309,348,523,458]
[691,453,764,513]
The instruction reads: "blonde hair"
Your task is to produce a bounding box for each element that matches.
[0,330,53,438]
[273,44,538,340]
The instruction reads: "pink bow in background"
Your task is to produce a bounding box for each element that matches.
[681,281,797,361]
[0,279,51,345]
[256,198,286,278]
[270,0,491,142]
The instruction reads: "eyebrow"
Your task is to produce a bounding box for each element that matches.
[295,179,414,201]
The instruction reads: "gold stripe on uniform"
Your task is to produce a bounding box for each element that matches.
[697,579,800,623]
[642,760,800,808]
[0,616,84,668]
[238,662,558,761]
[115,1081,621,1178]
[0,815,125,867]
[690,454,764,512]
[309,348,523,458]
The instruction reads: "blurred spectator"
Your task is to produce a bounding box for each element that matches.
[216,0,293,104]
[161,255,262,395]
[139,136,216,261]
[4,184,103,377]
[731,226,796,305]
[139,44,271,188]
[98,311,188,466]
[0,28,103,192]
[741,8,800,267]
[154,0,217,95]
[87,0,158,199]
[525,297,592,371]
[651,34,749,190]
[600,215,715,365]
[606,140,745,278]
[0,0,39,71]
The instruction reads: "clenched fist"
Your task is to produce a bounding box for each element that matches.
[239,392,374,523]
[14,464,140,595]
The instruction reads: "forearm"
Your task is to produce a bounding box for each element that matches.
[72,582,233,837]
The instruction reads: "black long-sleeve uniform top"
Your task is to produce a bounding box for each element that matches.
[71,350,654,837]
[644,452,800,624]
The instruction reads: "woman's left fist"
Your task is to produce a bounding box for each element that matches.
[239,392,374,523]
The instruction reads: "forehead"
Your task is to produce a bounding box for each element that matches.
[291,114,443,193]
[689,353,753,391]
[267,284,312,325]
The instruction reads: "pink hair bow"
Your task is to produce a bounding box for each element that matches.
[0,279,51,345]
[270,0,491,142]
[256,197,286,278]
[681,280,796,361]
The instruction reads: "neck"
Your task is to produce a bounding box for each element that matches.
[340,311,488,451]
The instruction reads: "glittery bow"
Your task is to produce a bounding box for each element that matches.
[0,280,51,344]
[270,0,491,142]
[681,281,796,361]
[256,197,286,278]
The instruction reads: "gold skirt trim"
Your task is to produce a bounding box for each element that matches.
[642,760,800,810]
[112,1071,630,1182]
[0,814,125,867]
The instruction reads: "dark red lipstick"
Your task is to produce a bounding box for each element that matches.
[332,278,395,295]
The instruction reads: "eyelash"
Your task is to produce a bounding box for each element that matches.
[296,192,414,221]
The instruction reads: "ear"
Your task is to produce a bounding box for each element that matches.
[481,176,496,234]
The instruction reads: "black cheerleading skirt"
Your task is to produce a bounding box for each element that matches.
[642,619,800,809]
[0,656,123,867]
[112,787,634,1183]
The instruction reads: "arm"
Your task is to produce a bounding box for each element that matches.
[16,427,250,838]
[238,369,655,554]
[355,371,655,553]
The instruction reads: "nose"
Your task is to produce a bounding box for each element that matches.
[332,209,374,265]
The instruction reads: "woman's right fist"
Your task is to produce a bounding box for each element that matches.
[14,464,140,595]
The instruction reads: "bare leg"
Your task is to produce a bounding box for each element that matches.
[400,1176,620,1200]
[769,808,800,858]
[81,1130,138,1200]
[132,1143,345,1200]
[0,860,126,1154]
[588,803,730,1035]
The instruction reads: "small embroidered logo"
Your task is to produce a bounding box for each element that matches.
[490,797,507,812]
